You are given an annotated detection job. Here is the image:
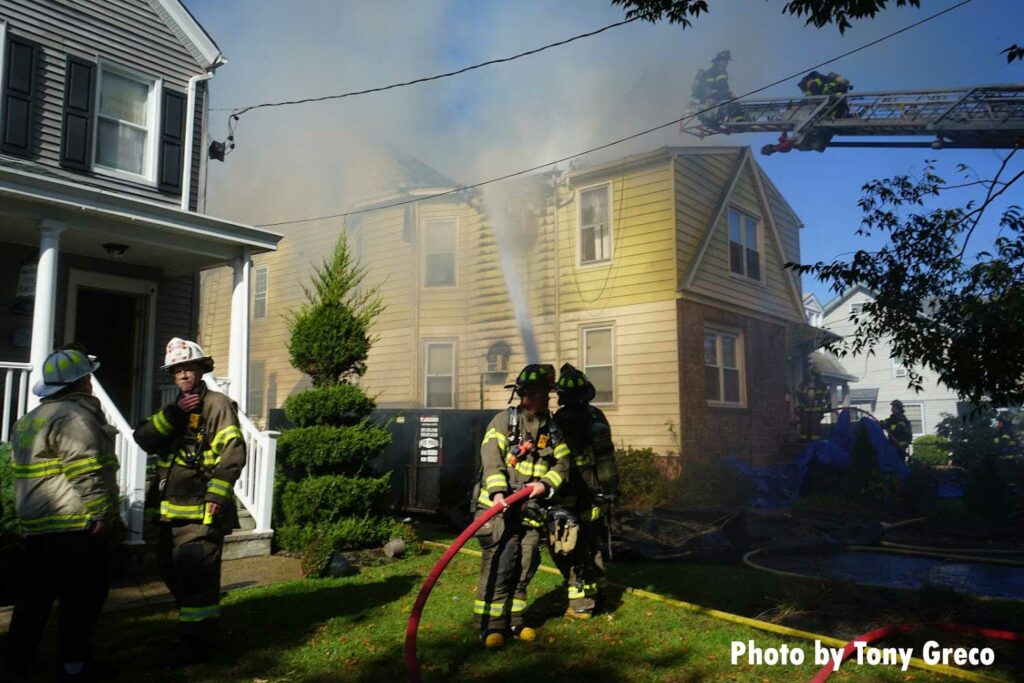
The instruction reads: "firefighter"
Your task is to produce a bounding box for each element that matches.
[797,367,831,441]
[472,364,570,648]
[881,399,913,460]
[5,347,120,681]
[133,338,245,665]
[693,50,736,126]
[993,414,1020,457]
[550,363,618,620]
[798,70,826,96]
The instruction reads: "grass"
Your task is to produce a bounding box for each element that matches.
[2,540,1020,682]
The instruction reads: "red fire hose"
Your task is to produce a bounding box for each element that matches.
[405,487,533,683]
[811,623,1024,682]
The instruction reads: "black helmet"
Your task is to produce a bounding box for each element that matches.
[556,363,596,404]
[713,50,732,63]
[891,399,904,411]
[504,364,556,395]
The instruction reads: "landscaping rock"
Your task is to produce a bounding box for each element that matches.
[383,539,406,558]
[325,552,355,577]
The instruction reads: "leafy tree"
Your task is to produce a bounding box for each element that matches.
[613,0,1020,59]
[789,157,1024,407]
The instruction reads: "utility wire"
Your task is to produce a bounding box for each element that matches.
[255,0,973,229]
[214,14,648,116]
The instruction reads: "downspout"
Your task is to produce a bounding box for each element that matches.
[181,69,217,212]
[552,172,561,365]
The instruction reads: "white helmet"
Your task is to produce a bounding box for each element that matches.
[33,348,100,397]
[161,337,214,373]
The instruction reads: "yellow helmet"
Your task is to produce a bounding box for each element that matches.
[33,348,100,397]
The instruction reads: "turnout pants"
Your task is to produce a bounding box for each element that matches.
[7,531,110,667]
[158,521,224,647]
[473,512,541,633]
[551,517,606,613]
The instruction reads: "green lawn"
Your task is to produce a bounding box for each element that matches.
[3,542,1019,682]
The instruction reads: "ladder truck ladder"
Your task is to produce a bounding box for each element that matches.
[681,84,1024,155]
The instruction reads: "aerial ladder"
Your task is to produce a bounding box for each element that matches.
[680,84,1024,155]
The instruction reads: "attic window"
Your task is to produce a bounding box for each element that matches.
[728,208,760,281]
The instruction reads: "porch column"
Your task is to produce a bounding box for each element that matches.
[227,247,251,411]
[28,221,65,409]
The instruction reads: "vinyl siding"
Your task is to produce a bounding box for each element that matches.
[0,0,209,206]
[677,151,804,323]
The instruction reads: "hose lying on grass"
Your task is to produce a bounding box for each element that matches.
[405,487,532,683]
[422,540,1012,683]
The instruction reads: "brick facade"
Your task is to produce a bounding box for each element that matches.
[677,299,796,464]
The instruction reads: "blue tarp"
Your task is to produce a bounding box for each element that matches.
[796,410,910,486]
[723,457,800,509]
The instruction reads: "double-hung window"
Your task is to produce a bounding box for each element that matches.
[95,65,159,180]
[424,218,457,287]
[579,184,612,265]
[253,266,268,320]
[583,326,614,404]
[248,360,266,418]
[728,208,760,281]
[704,328,744,405]
[425,341,455,408]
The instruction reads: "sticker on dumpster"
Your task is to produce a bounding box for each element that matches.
[418,416,442,464]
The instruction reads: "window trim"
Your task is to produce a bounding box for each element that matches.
[703,325,747,408]
[90,59,162,186]
[422,216,458,289]
[423,339,456,408]
[902,401,925,437]
[576,181,614,269]
[252,265,268,321]
[849,301,866,315]
[247,359,266,419]
[581,324,615,406]
[726,205,764,285]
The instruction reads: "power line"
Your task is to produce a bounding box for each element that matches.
[255,0,973,229]
[214,14,648,117]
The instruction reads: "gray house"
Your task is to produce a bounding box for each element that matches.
[0,0,282,552]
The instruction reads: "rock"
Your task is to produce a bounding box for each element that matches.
[383,538,407,559]
[324,552,354,577]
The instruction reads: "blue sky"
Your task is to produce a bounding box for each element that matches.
[184,0,1023,303]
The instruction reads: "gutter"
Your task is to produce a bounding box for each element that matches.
[182,69,217,211]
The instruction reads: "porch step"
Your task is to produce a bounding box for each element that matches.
[236,506,257,532]
[224,529,273,560]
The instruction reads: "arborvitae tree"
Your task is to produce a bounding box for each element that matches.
[276,235,406,557]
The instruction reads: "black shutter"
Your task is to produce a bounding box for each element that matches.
[157,88,186,194]
[60,56,96,170]
[0,35,38,157]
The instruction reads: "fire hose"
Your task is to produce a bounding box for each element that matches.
[811,623,1023,682]
[405,487,532,683]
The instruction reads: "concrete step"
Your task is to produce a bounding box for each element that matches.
[224,529,273,560]
[236,506,257,532]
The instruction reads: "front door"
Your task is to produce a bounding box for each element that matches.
[65,271,156,424]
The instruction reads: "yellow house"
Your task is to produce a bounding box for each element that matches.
[200,145,809,463]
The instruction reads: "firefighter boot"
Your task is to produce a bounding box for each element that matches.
[511,625,537,642]
[564,607,593,620]
[483,631,506,649]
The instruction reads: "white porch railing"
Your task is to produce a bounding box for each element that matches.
[89,377,149,544]
[1,361,31,443]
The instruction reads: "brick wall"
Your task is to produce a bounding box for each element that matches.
[677,299,796,464]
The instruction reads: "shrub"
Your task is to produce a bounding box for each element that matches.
[964,457,1013,523]
[666,454,756,509]
[903,460,940,515]
[935,409,1002,469]
[278,423,392,477]
[1,444,22,538]
[277,516,416,554]
[841,424,879,499]
[280,474,392,527]
[284,384,376,427]
[616,447,667,509]
[289,301,371,387]
[911,435,950,466]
